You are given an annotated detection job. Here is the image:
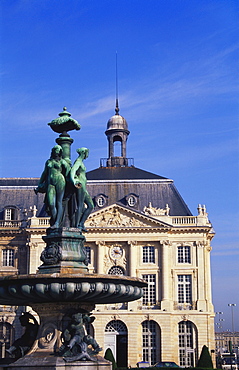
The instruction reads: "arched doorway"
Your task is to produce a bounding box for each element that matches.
[105,320,128,367]
[142,320,161,366]
[178,320,198,367]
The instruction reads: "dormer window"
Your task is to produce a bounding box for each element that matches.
[4,206,18,221]
[126,193,139,208]
[128,196,136,207]
[95,194,108,208]
[97,196,105,207]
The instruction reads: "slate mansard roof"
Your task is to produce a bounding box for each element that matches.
[87,166,192,216]
[86,166,167,180]
[0,167,192,220]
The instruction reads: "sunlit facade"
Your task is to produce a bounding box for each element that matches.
[0,106,215,367]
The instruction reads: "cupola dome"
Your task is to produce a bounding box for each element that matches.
[105,101,130,167]
[107,112,128,131]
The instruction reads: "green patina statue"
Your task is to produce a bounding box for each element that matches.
[35,144,93,232]
[35,108,94,232]
[35,145,71,228]
[59,312,102,361]
[69,148,94,231]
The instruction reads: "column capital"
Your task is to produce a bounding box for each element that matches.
[160,240,172,246]
[96,241,106,246]
[195,241,207,248]
[127,240,137,246]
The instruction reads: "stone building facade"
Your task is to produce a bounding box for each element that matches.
[0,107,215,367]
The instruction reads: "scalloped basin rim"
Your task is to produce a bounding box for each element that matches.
[0,273,147,306]
[0,273,147,287]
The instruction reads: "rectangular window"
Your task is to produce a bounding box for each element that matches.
[178,275,192,304]
[178,246,191,263]
[2,249,14,267]
[85,247,91,265]
[142,274,156,305]
[142,246,155,263]
[5,209,13,221]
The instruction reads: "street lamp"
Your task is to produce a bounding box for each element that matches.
[228,304,236,350]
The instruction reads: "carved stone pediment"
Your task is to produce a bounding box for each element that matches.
[85,204,171,229]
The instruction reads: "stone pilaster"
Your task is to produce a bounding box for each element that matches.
[96,241,105,274]
[128,241,137,277]
[196,241,207,311]
[160,240,172,311]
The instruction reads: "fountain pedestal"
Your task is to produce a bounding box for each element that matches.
[2,303,111,370]
[38,228,88,274]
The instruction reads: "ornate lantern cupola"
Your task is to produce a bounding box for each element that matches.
[105,98,130,167]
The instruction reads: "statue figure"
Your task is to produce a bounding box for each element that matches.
[35,145,70,228]
[59,312,101,361]
[6,312,39,359]
[69,148,94,231]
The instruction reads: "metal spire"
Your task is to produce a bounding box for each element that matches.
[115,51,119,115]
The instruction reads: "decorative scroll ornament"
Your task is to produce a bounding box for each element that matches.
[40,242,62,265]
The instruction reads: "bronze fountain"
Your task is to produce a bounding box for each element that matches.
[0,108,146,369]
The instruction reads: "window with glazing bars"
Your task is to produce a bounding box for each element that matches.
[142,274,156,305]
[142,246,155,263]
[2,249,14,267]
[142,321,157,365]
[178,246,191,263]
[178,275,192,303]
[178,321,194,367]
[5,208,16,221]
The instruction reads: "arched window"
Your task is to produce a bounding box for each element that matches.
[142,320,160,365]
[105,320,127,334]
[108,266,124,276]
[0,322,14,358]
[178,321,198,367]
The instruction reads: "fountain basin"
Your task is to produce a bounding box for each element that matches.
[0,273,146,306]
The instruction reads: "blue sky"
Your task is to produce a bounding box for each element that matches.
[0,0,238,330]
